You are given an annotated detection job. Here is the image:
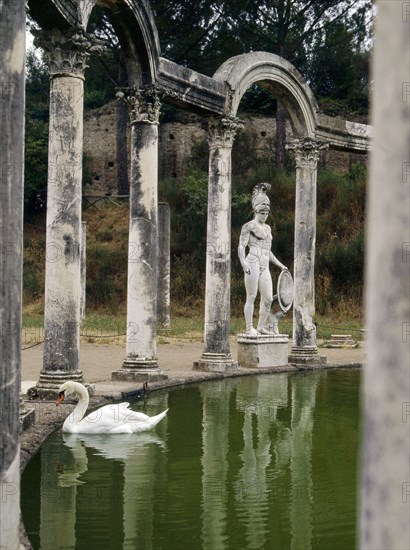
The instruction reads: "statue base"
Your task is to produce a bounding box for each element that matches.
[194,352,239,373]
[237,333,289,368]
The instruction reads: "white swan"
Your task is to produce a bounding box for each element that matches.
[55,381,168,434]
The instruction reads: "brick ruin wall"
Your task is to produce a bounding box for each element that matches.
[83,102,366,196]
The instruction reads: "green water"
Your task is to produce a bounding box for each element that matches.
[21,369,361,550]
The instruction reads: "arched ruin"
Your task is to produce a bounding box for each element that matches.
[22,0,372,383]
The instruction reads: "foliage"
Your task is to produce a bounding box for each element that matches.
[151,0,372,122]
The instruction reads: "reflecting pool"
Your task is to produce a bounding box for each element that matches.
[21,369,361,550]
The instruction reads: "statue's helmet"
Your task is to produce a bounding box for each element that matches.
[252,183,271,213]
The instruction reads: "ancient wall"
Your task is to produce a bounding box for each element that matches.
[83,101,366,195]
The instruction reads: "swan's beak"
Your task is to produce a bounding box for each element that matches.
[56,391,65,406]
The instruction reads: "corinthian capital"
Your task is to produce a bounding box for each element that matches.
[207,116,244,150]
[116,85,163,125]
[33,28,103,77]
[286,138,329,170]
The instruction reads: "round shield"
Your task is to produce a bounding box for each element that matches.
[277,269,294,313]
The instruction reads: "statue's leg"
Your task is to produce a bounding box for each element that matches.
[257,268,273,333]
[244,263,259,335]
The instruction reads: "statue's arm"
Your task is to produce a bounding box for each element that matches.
[238,225,251,274]
[269,250,287,271]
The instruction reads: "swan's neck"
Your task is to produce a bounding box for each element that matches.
[67,384,89,425]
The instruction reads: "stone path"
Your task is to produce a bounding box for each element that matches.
[21,338,365,398]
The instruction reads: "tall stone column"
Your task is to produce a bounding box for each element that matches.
[0,2,25,547]
[34,29,100,397]
[158,202,171,329]
[80,221,86,321]
[195,116,242,372]
[112,86,166,381]
[360,2,410,549]
[287,138,328,365]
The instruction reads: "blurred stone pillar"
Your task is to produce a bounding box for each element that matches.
[112,85,166,381]
[360,2,410,549]
[195,116,242,372]
[0,1,25,547]
[158,202,170,329]
[287,138,328,365]
[35,28,100,397]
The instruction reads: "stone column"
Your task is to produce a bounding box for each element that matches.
[0,2,25,547]
[360,2,410,549]
[158,202,171,329]
[112,85,166,381]
[34,29,100,397]
[80,221,86,321]
[195,116,242,372]
[287,138,328,365]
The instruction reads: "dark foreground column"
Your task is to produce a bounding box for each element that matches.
[360,2,410,548]
[0,1,25,547]
[195,117,242,372]
[287,138,328,365]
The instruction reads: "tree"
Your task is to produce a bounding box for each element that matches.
[151,0,373,166]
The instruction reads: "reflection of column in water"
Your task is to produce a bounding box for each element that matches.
[289,372,321,550]
[200,379,237,549]
[235,376,287,549]
[40,435,87,549]
[122,393,169,550]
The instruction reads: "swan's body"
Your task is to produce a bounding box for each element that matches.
[56,381,168,434]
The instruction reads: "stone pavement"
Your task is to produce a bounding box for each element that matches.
[21,338,365,399]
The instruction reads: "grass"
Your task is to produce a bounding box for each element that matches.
[22,310,365,347]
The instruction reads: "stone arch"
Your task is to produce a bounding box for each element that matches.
[213,52,319,138]
[27,0,161,85]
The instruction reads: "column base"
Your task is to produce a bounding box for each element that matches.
[288,346,327,365]
[194,352,239,373]
[29,369,86,399]
[237,333,289,368]
[111,357,168,382]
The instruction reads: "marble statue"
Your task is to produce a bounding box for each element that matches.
[238,183,288,336]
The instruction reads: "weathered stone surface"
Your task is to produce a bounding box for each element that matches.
[237,334,289,368]
[113,86,165,379]
[213,52,318,137]
[323,335,358,348]
[158,202,171,328]
[0,1,25,547]
[360,2,410,548]
[287,138,328,362]
[198,116,243,371]
[158,57,226,115]
[83,104,367,192]
[37,29,91,393]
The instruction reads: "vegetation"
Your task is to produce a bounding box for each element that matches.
[23,149,366,326]
[23,2,370,333]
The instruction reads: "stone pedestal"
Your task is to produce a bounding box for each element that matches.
[112,362,167,382]
[288,346,327,365]
[194,353,238,373]
[237,334,289,368]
